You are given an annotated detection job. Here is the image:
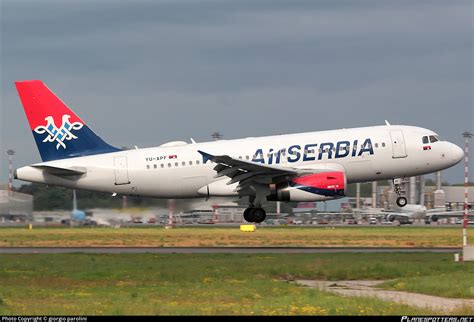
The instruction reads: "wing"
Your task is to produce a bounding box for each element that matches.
[427,210,474,217]
[198,150,302,193]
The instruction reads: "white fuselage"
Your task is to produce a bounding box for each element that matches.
[15,125,463,200]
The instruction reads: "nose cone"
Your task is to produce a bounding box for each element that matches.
[451,144,464,165]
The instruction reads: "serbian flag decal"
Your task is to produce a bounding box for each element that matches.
[423,146,431,150]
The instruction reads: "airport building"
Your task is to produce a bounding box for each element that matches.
[0,183,34,222]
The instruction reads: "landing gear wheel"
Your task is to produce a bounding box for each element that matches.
[396,196,407,207]
[251,208,266,223]
[243,208,253,222]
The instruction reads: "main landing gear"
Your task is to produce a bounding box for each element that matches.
[243,206,266,223]
[393,178,408,207]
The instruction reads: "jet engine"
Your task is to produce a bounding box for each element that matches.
[267,171,346,202]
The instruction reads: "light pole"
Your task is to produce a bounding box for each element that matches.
[461,132,472,259]
[6,150,15,197]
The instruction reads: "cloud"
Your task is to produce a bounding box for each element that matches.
[0,0,472,183]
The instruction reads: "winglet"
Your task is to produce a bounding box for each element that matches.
[385,120,391,126]
[197,150,214,164]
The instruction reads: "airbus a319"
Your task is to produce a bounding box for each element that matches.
[14,80,464,223]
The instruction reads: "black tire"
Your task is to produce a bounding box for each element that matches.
[251,208,266,223]
[396,196,407,207]
[243,208,253,222]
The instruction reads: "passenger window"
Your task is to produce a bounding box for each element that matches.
[168,163,171,167]
[175,162,179,167]
[422,136,429,144]
[146,165,150,170]
[189,161,193,165]
[161,164,164,168]
[429,135,438,143]
[196,160,200,165]
[239,156,242,159]
[246,156,249,160]
[375,143,378,148]
[382,143,385,147]
[182,161,186,166]
[153,164,157,169]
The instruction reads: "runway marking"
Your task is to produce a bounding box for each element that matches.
[0,247,461,254]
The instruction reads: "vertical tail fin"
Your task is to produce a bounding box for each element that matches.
[15,80,120,162]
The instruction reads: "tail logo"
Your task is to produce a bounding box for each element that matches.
[34,115,83,150]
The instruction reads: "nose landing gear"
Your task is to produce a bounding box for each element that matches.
[396,196,408,207]
[393,178,408,207]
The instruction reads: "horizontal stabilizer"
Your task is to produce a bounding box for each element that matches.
[32,165,87,176]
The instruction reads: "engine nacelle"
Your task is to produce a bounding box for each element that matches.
[387,214,396,222]
[267,171,346,202]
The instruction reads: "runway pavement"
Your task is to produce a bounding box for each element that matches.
[0,247,461,254]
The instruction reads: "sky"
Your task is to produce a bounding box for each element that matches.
[0,0,473,185]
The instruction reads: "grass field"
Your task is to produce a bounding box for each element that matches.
[0,226,469,247]
[0,252,473,315]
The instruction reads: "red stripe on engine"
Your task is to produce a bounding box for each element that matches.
[292,171,345,190]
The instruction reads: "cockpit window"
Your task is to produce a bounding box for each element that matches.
[422,136,429,144]
[429,135,438,143]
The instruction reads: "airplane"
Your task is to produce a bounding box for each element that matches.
[423,208,474,224]
[380,202,474,224]
[70,189,86,221]
[385,204,427,223]
[65,189,113,226]
[13,80,465,223]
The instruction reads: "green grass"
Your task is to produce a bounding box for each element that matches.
[0,252,472,315]
[0,226,468,247]
[380,270,474,299]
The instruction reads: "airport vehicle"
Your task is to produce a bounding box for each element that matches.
[132,217,143,224]
[13,80,464,223]
[369,218,377,225]
[346,218,358,225]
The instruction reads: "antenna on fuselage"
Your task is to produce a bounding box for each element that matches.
[385,120,391,126]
